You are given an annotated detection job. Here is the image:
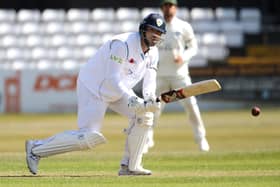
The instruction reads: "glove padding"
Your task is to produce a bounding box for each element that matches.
[144,99,161,113]
[128,96,145,114]
[128,96,161,114]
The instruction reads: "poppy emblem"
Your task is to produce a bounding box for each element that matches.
[129,58,135,64]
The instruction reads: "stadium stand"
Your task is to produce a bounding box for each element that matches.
[0,6,268,70]
[0,9,16,22]
[41,9,66,22]
[91,8,115,21]
[0,0,279,101]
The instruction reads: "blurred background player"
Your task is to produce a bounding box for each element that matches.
[153,0,210,152]
[25,13,166,176]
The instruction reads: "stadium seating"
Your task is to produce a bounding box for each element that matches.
[91,8,115,21]
[17,9,41,22]
[66,8,90,22]
[116,8,141,21]
[215,7,237,21]
[190,8,215,21]
[240,8,262,34]
[0,9,16,22]
[0,7,265,70]
[140,8,160,19]
[41,9,66,22]
[43,21,65,34]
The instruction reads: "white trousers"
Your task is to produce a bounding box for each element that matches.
[77,79,134,132]
[35,79,134,147]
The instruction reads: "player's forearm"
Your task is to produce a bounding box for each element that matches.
[142,69,157,100]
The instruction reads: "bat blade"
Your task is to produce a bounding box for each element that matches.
[159,79,221,103]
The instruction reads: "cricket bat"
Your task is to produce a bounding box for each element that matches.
[157,79,221,103]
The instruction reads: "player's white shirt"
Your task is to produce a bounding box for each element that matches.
[158,16,198,77]
[78,32,159,102]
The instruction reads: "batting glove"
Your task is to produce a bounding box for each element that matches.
[128,96,145,114]
[144,99,161,113]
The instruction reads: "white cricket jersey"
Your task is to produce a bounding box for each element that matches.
[158,16,198,77]
[78,32,159,102]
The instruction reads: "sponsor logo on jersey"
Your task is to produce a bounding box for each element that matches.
[110,54,123,64]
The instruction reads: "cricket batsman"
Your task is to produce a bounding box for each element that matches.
[25,13,166,176]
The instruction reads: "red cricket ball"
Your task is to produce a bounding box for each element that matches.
[251,106,261,116]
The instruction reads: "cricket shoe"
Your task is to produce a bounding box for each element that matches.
[118,164,152,176]
[198,137,210,152]
[25,140,40,175]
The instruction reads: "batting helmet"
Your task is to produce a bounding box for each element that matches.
[139,13,166,34]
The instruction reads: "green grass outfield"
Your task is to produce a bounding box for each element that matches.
[0,109,279,187]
